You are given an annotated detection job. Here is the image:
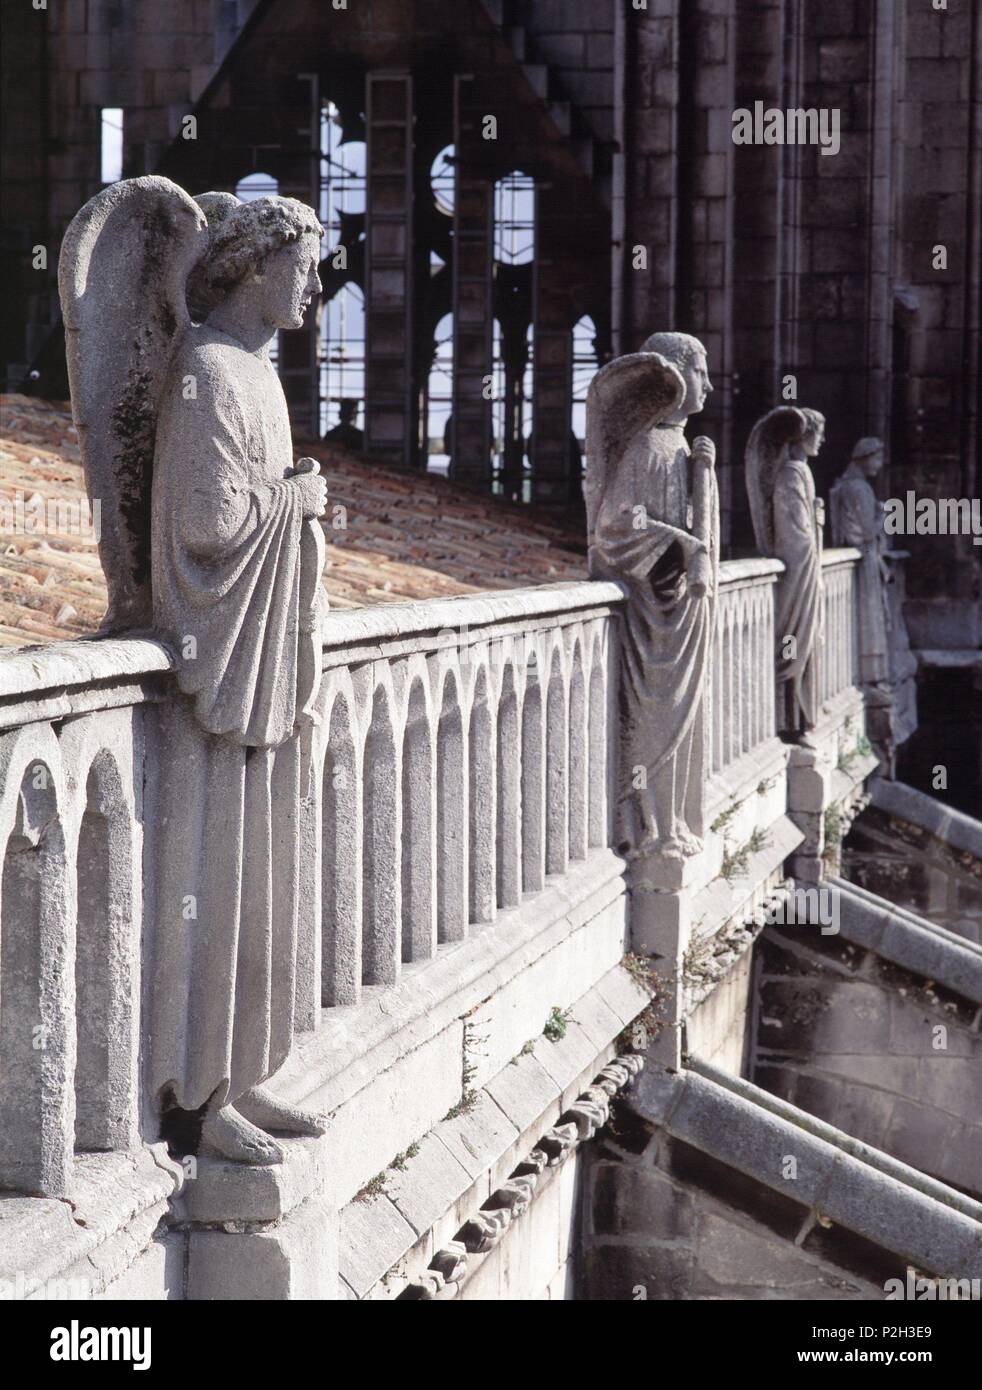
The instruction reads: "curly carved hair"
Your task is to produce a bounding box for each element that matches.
[800,407,826,442]
[187,193,324,319]
[639,330,707,368]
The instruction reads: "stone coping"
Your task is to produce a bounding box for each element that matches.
[830,876,982,1003]
[320,580,625,652]
[0,583,622,715]
[0,633,174,695]
[716,556,783,584]
[633,1064,982,1279]
[821,546,862,569]
[0,1145,180,1299]
[689,1058,982,1225]
[870,778,982,862]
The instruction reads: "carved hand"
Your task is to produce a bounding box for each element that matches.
[292,458,328,517]
[691,435,716,467]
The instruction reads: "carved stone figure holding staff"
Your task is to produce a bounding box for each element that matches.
[745,405,826,741]
[60,177,330,1163]
[829,437,890,686]
[586,332,719,859]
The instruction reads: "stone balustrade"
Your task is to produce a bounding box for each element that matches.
[300,582,623,1022]
[0,582,623,1203]
[0,559,867,1192]
[819,548,861,706]
[710,558,782,778]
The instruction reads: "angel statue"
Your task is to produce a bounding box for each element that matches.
[829,437,890,686]
[586,331,719,859]
[745,405,826,742]
[59,176,330,1164]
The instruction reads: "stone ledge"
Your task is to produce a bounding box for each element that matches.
[870,778,982,863]
[0,1145,180,1300]
[690,1058,982,1225]
[174,854,630,1226]
[336,968,649,1299]
[830,876,982,1003]
[320,580,625,656]
[631,1065,982,1279]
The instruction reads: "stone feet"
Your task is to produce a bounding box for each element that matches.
[198,1089,327,1166]
[236,1084,328,1138]
[199,1104,285,1166]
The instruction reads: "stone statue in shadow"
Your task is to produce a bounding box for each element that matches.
[830,437,918,770]
[60,177,330,1163]
[746,406,826,744]
[586,332,719,860]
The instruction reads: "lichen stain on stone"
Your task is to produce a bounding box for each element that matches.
[110,350,156,591]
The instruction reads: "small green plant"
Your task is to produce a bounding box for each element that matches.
[389,1140,420,1172]
[721,842,750,881]
[711,804,737,833]
[747,827,769,855]
[358,1171,388,1201]
[443,1092,478,1121]
[856,734,872,758]
[543,1005,572,1042]
[824,805,843,848]
[622,951,658,996]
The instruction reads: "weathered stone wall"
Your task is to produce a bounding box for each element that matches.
[753,924,982,1201]
[687,949,753,1075]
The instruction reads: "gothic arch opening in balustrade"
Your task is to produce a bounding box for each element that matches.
[496,663,520,910]
[73,749,135,1155]
[520,656,545,895]
[545,648,568,876]
[436,672,466,943]
[468,666,495,926]
[567,642,587,862]
[0,757,69,1196]
[588,638,607,848]
[322,694,360,1007]
[401,677,435,963]
[362,687,399,989]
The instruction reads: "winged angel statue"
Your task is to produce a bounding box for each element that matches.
[59,176,330,1163]
[745,405,826,740]
[586,332,719,859]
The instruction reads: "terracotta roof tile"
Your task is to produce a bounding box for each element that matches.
[0,394,588,649]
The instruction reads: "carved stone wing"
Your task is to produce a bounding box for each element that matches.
[584,351,686,546]
[744,405,807,556]
[58,176,209,630]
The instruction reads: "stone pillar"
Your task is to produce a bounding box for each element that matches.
[450,75,494,488]
[364,70,415,466]
[530,202,573,507]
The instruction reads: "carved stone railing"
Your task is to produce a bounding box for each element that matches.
[818,548,861,706]
[301,582,623,1023]
[709,558,782,778]
[0,582,623,1201]
[0,638,171,1199]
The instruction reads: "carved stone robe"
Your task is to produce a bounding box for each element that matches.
[772,456,821,729]
[830,467,889,684]
[590,422,718,843]
[148,325,324,1112]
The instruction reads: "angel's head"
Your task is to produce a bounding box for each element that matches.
[188,194,324,332]
[851,436,884,477]
[640,331,712,419]
[800,408,826,458]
